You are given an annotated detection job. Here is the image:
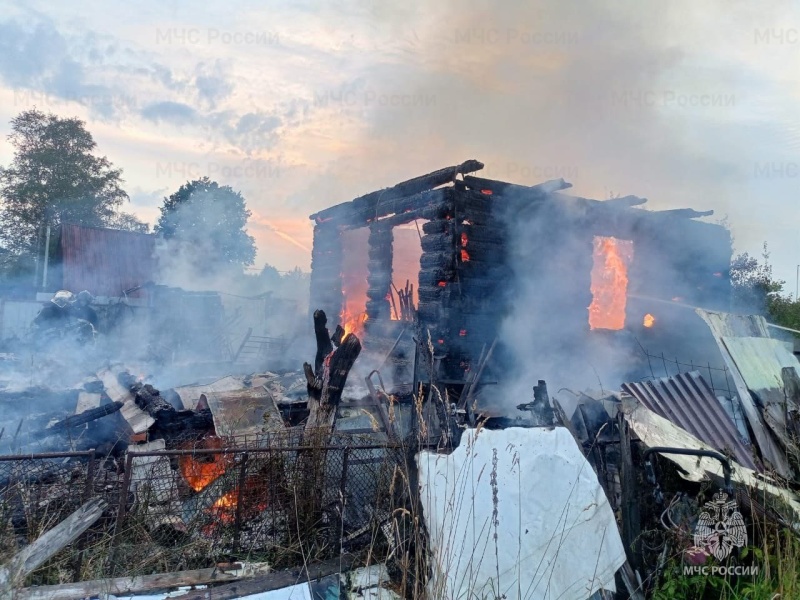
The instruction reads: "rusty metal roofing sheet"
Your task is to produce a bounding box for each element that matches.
[60,224,156,298]
[622,371,758,471]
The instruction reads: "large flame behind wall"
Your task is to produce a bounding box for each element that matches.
[588,236,634,330]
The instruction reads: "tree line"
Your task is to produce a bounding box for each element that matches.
[0,109,256,280]
[730,243,800,333]
[1,109,797,334]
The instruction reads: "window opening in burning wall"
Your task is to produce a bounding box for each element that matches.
[391,222,424,321]
[588,236,634,330]
[340,228,370,336]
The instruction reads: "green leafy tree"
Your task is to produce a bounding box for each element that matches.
[155,177,256,269]
[731,243,800,332]
[0,109,133,274]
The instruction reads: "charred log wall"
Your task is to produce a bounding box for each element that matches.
[309,223,343,324]
[417,186,510,382]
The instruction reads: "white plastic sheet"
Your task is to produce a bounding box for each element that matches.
[417,427,625,600]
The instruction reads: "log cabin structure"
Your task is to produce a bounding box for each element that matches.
[309,160,733,404]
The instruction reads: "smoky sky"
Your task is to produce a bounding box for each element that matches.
[0,0,797,285]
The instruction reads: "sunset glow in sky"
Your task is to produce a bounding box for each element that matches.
[1,0,798,284]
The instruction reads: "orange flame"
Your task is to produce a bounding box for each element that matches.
[206,483,270,529]
[210,490,238,523]
[341,311,367,337]
[588,236,634,330]
[461,249,470,262]
[179,437,232,492]
[643,314,655,328]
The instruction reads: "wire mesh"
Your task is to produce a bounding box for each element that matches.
[0,432,405,586]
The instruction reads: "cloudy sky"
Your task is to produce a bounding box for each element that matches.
[0,0,798,286]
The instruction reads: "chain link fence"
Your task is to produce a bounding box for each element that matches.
[0,431,407,587]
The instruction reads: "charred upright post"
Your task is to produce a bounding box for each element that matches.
[304,309,363,430]
[364,224,393,346]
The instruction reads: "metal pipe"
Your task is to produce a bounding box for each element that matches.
[642,446,732,492]
[767,322,800,336]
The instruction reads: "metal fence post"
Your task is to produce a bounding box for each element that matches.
[233,453,249,555]
[107,452,133,576]
[73,453,97,581]
[339,447,350,545]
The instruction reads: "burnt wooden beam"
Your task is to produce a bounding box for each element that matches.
[462,175,572,198]
[345,196,453,229]
[618,411,642,570]
[313,309,334,375]
[650,208,714,219]
[117,374,214,435]
[0,498,107,595]
[27,402,123,441]
[306,333,362,430]
[310,160,483,223]
[603,194,648,208]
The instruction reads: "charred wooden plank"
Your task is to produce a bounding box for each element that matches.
[306,334,362,430]
[310,160,481,223]
[117,374,214,436]
[0,498,107,595]
[618,412,642,570]
[462,175,572,197]
[313,309,334,376]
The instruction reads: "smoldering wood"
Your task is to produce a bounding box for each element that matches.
[351,198,453,230]
[181,469,240,524]
[306,334,362,430]
[330,324,345,348]
[462,175,572,199]
[117,374,214,436]
[42,401,124,436]
[313,310,334,375]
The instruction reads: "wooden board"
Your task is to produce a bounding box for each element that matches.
[97,367,154,434]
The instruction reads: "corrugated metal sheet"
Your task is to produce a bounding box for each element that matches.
[622,371,758,471]
[60,224,156,298]
[696,309,791,478]
[622,400,800,525]
[721,336,800,453]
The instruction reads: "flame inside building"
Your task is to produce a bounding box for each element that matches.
[309,160,733,391]
[588,236,634,330]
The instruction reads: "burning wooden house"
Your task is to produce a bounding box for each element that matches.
[309,160,733,400]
